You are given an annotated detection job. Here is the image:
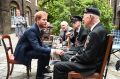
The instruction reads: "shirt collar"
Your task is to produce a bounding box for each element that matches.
[90,22,99,31]
[38,27,43,32]
[76,26,81,33]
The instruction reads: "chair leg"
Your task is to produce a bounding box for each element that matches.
[10,64,14,75]
[6,63,10,79]
[104,55,111,79]
[26,66,30,79]
[29,64,31,72]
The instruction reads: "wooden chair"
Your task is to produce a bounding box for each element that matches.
[68,34,113,79]
[1,34,31,79]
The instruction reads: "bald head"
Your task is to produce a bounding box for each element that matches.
[82,13,100,29]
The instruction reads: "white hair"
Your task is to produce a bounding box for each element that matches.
[60,21,69,26]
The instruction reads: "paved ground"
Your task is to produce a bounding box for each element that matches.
[0,33,120,79]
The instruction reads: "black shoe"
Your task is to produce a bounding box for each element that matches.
[36,75,52,79]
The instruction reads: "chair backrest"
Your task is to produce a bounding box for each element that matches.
[99,34,113,76]
[1,34,14,62]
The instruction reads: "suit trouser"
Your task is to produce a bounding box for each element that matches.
[15,26,26,37]
[26,51,50,77]
[53,61,96,79]
[60,46,83,61]
[60,51,77,61]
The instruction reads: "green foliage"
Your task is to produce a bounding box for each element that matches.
[83,0,113,32]
[38,0,113,35]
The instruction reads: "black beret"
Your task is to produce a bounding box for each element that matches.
[84,7,100,16]
[71,15,82,23]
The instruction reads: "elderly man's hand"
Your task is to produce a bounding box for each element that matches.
[66,32,71,36]
[55,49,64,55]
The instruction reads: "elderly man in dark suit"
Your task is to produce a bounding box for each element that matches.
[53,7,107,79]
[60,15,89,61]
[70,15,88,46]
[14,11,64,79]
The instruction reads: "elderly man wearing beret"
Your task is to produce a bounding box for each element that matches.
[53,7,107,79]
[70,15,88,46]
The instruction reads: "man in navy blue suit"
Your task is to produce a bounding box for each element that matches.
[14,11,64,79]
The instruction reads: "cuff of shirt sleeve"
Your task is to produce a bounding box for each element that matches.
[51,49,56,56]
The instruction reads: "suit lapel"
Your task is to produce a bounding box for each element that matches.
[34,24,43,42]
[84,23,101,48]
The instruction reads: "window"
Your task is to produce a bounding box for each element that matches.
[26,0,31,2]
[25,11,30,27]
[109,0,111,5]
[118,2,120,7]
[25,7,32,27]
[35,0,38,6]
[10,6,17,28]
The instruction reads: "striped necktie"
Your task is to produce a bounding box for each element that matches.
[63,31,66,41]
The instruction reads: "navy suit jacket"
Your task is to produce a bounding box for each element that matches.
[14,23,51,65]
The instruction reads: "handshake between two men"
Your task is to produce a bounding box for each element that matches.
[53,49,64,56]
[52,48,76,62]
